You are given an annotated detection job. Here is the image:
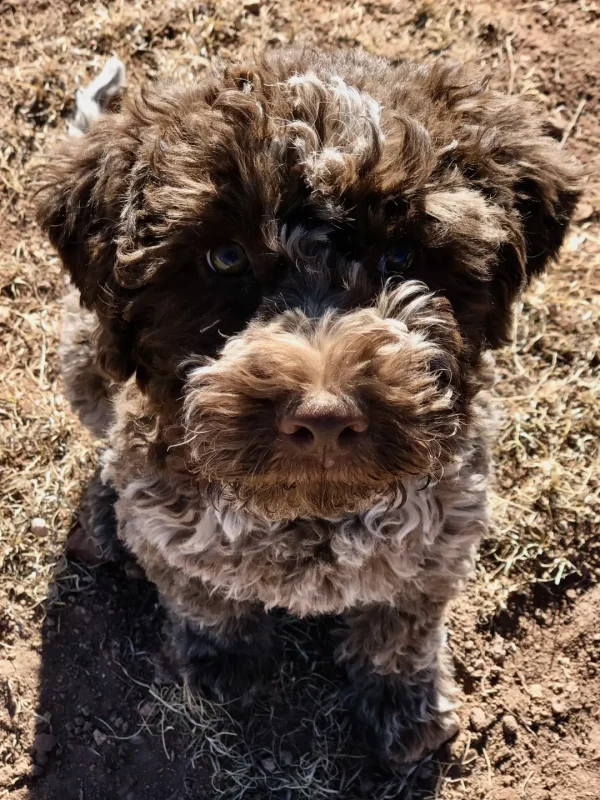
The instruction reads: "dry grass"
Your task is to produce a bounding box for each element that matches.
[1,1,599,798]
[487,233,600,590]
[134,615,446,800]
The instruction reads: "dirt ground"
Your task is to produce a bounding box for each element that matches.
[1,1,599,798]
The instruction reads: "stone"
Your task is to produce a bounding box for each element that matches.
[502,714,519,740]
[551,698,568,716]
[527,683,544,699]
[33,733,56,754]
[30,518,49,537]
[469,707,488,732]
[261,757,277,773]
[92,729,107,746]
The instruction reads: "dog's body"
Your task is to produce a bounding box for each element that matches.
[39,47,580,763]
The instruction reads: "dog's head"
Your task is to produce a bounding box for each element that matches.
[38,47,580,520]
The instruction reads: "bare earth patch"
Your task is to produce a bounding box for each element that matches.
[1,2,599,799]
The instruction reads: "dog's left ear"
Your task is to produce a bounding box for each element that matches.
[473,93,583,347]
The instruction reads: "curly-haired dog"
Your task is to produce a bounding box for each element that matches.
[37,48,581,763]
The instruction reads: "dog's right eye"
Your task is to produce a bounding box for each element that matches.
[378,242,412,277]
[206,243,250,276]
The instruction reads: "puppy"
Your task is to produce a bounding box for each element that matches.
[37,47,580,763]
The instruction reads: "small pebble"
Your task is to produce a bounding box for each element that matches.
[502,714,519,740]
[528,683,544,699]
[30,518,49,537]
[551,698,568,716]
[261,757,277,773]
[92,729,107,746]
[469,706,488,732]
[490,637,506,664]
[33,733,56,754]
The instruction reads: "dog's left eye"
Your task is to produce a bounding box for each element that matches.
[378,243,412,276]
[206,242,250,276]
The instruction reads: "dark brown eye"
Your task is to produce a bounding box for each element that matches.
[378,242,412,276]
[206,242,250,276]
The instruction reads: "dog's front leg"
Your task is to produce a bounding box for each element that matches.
[165,596,275,705]
[339,600,458,764]
[135,547,275,704]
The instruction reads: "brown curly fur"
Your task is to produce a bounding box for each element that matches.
[37,46,581,763]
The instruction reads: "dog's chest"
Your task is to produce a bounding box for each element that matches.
[117,475,474,614]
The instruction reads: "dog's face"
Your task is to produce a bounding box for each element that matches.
[38,48,579,520]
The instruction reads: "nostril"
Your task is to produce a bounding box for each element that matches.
[338,420,368,449]
[287,425,315,449]
[279,422,317,450]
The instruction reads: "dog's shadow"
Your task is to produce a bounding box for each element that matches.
[29,504,461,800]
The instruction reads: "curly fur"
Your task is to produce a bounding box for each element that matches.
[36,46,581,764]
[59,287,115,437]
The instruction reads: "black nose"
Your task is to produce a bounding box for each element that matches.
[278,394,368,456]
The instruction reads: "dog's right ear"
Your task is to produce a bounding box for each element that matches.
[36,116,140,381]
[37,59,131,309]
[36,118,134,308]
[36,60,141,380]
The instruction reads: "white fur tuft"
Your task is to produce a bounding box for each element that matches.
[67,57,126,137]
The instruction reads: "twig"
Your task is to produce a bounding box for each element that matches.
[561,98,586,147]
[482,747,493,787]
[522,768,535,793]
[505,35,517,95]
[38,337,46,387]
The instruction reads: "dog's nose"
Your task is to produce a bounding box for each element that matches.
[278,394,368,456]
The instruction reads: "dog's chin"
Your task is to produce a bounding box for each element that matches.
[210,477,399,522]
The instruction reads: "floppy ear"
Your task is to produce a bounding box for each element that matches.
[465,92,582,347]
[36,117,139,380]
[37,119,131,305]
[36,59,144,380]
